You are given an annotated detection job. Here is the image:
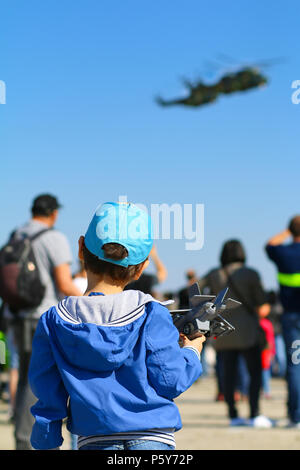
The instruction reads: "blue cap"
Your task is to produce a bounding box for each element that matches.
[84,202,153,267]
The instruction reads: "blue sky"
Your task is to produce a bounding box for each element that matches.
[1,1,299,294]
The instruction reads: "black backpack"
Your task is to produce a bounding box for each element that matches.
[0,228,51,313]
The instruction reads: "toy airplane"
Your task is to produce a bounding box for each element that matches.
[170,283,241,339]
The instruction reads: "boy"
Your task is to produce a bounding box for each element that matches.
[29,202,205,450]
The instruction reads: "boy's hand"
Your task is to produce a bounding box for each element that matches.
[179,333,206,354]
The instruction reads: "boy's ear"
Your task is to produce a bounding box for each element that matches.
[133,258,150,281]
[78,236,85,261]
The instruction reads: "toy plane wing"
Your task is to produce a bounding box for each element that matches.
[170,309,191,315]
[225,298,242,308]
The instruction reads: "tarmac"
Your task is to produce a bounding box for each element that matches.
[0,369,300,451]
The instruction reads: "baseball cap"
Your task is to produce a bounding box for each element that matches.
[84,202,153,267]
[31,194,62,215]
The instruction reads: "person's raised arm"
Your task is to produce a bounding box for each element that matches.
[53,263,83,297]
[266,229,291,247]
[149,245,168,283]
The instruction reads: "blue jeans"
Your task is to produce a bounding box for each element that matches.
[70,433,78,450]
[262,367,272,394]
[236,354,250,395]
[79,439,175,451]
[281,312,300,423]
[272,334,287,377]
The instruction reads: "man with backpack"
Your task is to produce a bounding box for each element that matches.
[0,194,82,449]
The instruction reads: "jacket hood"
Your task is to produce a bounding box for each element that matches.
[50,290,173,373]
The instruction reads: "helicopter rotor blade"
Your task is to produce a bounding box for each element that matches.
[216,53,240,65]
[252,56,287,68]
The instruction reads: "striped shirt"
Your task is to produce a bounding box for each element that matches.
[77,428,176,449]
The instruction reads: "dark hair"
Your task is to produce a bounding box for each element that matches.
[186,270,196,281]
[82,242,144,283]
[289,215,300,238]
[31,194,61,217]
[220,240,246,267]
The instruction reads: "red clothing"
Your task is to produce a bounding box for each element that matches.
[260,318,276,369]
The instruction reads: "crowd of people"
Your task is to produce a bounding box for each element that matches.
[171,244,285,428]
[0,193,299,450]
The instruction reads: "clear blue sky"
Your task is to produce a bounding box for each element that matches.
[1,1,299,293]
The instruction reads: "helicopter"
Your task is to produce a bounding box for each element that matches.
[155,55,284,108]
[155,66,268,108]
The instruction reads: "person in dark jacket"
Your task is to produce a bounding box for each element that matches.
[198,239,273,428]
[265,216,300,427]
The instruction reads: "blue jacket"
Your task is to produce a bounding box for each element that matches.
[29,290,202,449]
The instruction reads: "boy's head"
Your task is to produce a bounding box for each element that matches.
[79,202,153,285]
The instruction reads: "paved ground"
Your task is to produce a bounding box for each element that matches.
[175,376,300,450]
[0,373,299,451]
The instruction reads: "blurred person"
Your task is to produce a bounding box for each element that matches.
[260,317,276,399]
[0,330,7,400]
[162,291,178,309]
[2,305,20,421]
[235,355,250,401]
[198,240,273,427]
[73,259,88,294]
[214,352,249,403]
[8,194,82,449]
[177,269,210,376]
[178,269,198,309]
[265,216,300,427]
[266,290,286,378]
[0,303,19,420]
[125,244,167,297]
